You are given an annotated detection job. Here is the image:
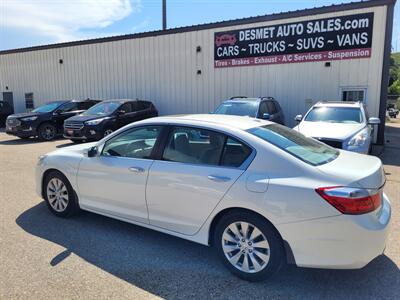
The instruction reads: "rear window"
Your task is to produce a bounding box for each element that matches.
[247,124,339,166]
[305,107,363,123]
[214,101,258,117]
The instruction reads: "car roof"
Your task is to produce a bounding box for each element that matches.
[139,114,272,130]
[314,101,362,108]
[100,99,141,104]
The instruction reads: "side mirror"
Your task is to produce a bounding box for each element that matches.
[117,110,126,115]
[87,146,98,157]
[368,117,380,125]
[295,114,303,122]
[262,113,270,120]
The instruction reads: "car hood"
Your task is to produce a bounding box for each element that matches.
[49,141,98,157]
[66,114,110,122]
[317,150,385,189]
[294,121,365,140]
[8,112,43,119]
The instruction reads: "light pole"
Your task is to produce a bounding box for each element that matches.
[162,0,167,30]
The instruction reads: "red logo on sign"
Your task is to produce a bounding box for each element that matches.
[215,34,237,47]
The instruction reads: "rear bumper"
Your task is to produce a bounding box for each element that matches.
[278,193,391,269]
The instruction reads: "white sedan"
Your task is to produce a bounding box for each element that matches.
[36,114,391,281]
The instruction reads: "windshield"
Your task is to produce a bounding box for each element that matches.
[32,102,62,113]
[305,107,363,123]
[214,102,258,117]
[247,124,339,166]
[81,101,120,116]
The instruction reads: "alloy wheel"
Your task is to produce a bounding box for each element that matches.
[41,125,55,140]
[46,178,69,212]
[221,221,270,273]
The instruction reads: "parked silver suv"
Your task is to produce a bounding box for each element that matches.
[213,96,285,125]
[293,101,380,154]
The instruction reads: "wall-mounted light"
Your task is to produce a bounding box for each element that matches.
[59,59,63,64]
[5,86,9,90]
[324,62,331,67]
[197,70,202,75]
[196,46,201,53]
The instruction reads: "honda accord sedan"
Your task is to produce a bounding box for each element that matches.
[36,114,391,281]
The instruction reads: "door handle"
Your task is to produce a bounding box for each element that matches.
[207,175,231,182]
[129,166,145,173]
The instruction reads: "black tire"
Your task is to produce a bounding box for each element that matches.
[43,170,80,217]
[38,123,57,141]
[213,210,285,281]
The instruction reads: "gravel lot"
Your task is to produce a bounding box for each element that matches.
[1,124,399,300]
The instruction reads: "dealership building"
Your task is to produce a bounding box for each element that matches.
[0,0,395,144]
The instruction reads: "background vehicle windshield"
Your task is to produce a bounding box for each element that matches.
[248,124,338,166]
[305,107,363,123]
[82,101,120,116]
[32,102,62,113]
[214,102,258,117]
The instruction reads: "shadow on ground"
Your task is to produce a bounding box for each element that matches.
[16,202,399,299]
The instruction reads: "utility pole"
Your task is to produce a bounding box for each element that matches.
[162,0,167,30]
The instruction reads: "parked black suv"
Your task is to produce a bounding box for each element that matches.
[64,99,158,142]
[213,96,285,125]
[5,99,100,140]
[0,101,13,127]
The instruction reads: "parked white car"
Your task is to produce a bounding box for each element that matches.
[36,114,391,281]
[293,101,380,154]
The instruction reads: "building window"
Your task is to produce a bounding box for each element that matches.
[25,93,34,110]
[341,89,366,102]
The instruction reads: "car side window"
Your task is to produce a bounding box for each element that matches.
[120,102,133,113]
[137,101,149,111]
[58,102,79,113]
[163,127,226,166]
[220,137,252,167]
[102,126,162,159]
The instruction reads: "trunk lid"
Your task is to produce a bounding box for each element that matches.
[317,150,385,189]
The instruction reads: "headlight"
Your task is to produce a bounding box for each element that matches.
[85,118,105,125]
[37,154,47,165]
[347,128,369,147]
[21,116,38,121]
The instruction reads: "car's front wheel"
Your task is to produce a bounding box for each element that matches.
[213,211,285,281]
[38,123,57,141]
[43,171,79,217]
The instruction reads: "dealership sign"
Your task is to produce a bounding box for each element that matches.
[214,13,373,68]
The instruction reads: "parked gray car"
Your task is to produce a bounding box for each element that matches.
[293,101,380,154]
[213,96,285,125]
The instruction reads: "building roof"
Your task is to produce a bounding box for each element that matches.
[0,0,396,56]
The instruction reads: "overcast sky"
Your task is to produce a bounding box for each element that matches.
[0,0,399,51]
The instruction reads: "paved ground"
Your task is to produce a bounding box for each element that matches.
[0,125,399,300]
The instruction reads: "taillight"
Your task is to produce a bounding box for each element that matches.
[316,186,382,215]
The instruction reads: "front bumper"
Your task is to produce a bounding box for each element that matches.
[278,193,391,269]
[6,123,37,138]
[63,125,103,141]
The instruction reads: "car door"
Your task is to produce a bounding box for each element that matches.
[53,102,80,131]
[146,126,253,235]
[117,102,136,127]
[76,125,164,223]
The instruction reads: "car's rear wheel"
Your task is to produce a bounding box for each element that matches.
[213,211,284,281]
[44,171,79,217]
[38,123,56,141]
